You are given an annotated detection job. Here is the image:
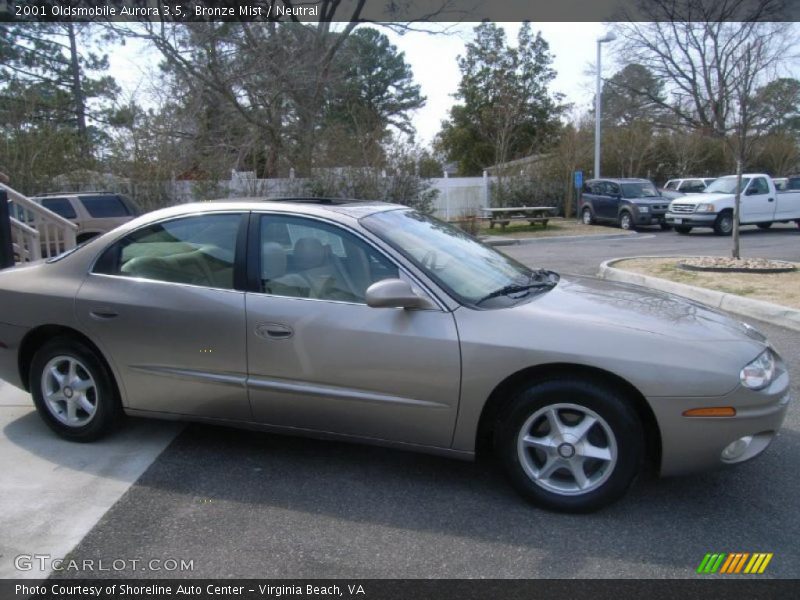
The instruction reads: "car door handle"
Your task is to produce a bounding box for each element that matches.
[89,308,118,320]
[768,197,774,202]
[255,323,293,340]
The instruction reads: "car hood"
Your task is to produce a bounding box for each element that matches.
[672,192,732,205]
[518,274,765,344]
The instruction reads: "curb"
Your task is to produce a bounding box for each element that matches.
[598,256,800,333]
[484,231,638,247]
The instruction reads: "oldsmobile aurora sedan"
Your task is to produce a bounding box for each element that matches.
[0,200,791,512]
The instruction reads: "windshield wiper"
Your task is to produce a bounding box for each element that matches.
[476,271,556,305]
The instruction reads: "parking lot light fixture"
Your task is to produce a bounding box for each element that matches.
[595,32,617,179]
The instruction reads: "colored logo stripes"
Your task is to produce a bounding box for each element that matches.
[697,552,773,574]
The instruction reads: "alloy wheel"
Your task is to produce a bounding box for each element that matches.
[41,355,98,427]
[516,403,618,496]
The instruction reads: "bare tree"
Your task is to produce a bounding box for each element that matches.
[615,0,797,257]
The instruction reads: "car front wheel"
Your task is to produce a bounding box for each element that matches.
[496,378,643,512]
[30,337,122,441]
[619,212,635,231]
[713,212,734,236]
[674,225,692,234]
[582,207,594,225]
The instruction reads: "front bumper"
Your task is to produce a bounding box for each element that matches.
[665,211,717,227]
[652,368,791,476]
[634,211,668,226]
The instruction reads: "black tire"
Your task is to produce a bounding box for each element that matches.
[660,223,673,231]
[619,211,635,231]
[581,207,594,225]
[674,225,692,234]
[29,336,122,442]
[756,222,772,230]
[495,378,643,513]
[713,211,734,236]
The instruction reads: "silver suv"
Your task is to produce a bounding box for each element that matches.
[31,192,142,243]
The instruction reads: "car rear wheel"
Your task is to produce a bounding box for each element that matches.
[713,212,734,236]
[582,207,594,225]
[619,212,635,231]
[30,337,122,441]
[495,378,643,513]
[674,225,692,234]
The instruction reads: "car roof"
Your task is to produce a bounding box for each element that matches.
[121,199,407,228]
[587,178,651,183]
[31,191,123,198]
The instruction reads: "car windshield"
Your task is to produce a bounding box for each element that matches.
[362,209,557,308]
[620,182,659,198]
[704,176,750,194]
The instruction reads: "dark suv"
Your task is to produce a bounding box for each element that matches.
[580,178,671,230]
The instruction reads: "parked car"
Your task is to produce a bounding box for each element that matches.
[580,178,672,230]
[663,177,716,194]
[31,192,142,244]
[0,200,790,512]
[665,174,800,234]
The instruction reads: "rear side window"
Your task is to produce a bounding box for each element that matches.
[788,178,800,190]
[78,195,131,218]
[40,197,77,219]
[94,213,242,290]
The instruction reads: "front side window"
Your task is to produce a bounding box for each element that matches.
[258,215,398,303]
[749,177,769,195]
[79,195,132,218]
[95,213,241,289]
[606,182,621,196]
[41,197,77,219]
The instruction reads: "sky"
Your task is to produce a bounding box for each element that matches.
[107,22,611,147]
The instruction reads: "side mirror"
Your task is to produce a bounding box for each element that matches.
[365,279,434,310]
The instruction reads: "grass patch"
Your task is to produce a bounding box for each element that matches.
[614,257,800,309]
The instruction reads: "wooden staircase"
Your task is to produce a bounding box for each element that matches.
[2,182,77,263]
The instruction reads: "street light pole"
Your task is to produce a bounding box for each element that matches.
[594,32,616,179]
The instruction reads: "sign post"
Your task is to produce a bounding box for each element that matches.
[573,171,583,221]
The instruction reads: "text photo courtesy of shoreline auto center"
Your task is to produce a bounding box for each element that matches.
[1,0,799,598]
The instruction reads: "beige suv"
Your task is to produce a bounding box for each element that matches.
[32,192,142,243]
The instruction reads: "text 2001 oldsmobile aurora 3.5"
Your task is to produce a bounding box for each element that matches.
[0,200,791,511]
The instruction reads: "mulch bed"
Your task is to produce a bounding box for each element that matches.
[678,257,797,274]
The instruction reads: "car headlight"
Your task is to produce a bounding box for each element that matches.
[696,203,716,213]
[637,206,650,213]
[740,349,776,390]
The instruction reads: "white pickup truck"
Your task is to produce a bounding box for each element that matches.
[665,174,800,235]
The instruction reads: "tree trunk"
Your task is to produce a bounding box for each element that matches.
[732,158,742,260]
[66,23,89,160]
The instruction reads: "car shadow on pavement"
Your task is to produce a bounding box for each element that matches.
[38,419,800,578]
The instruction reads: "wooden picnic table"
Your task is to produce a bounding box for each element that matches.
[482,206,557,231]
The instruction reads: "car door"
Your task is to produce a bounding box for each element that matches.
[244,212,461,448]
[600,181,621,219]
[740,177,774,223]
[75,212,251,419]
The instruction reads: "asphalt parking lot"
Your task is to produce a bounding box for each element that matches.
[3,223,799,579]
